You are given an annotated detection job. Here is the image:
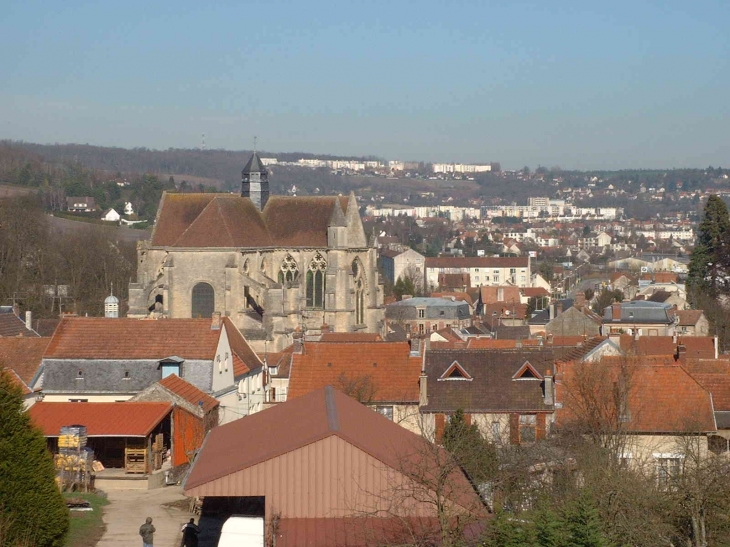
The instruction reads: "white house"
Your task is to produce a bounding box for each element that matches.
[101,208,121,222]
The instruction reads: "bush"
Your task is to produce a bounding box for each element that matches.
[0,371,69,547]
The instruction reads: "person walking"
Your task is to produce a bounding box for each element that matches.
[139,517,156,547]
[181,518,200,547]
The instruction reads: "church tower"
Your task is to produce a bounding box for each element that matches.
[241,152,269,210]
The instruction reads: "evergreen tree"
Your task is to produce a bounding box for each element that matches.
[392,276,416,300]
[688,195,730,295]
[0,371,68,547]
[482,509,537,547]
[442,409,498,486]
[563,494,607,547]
[533,504,565,547]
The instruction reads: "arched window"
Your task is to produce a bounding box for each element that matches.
[191,282,215,318]
[278,254,300,284]
[353,259,365,324]
[306,253,327,308]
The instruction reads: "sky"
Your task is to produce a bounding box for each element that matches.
[1,0,729,170]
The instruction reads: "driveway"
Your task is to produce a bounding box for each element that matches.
[96,486,194,547]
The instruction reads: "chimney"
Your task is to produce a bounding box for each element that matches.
[549,303,555,320]
[676,343,687,361]
[544,369,554,406]
[292,330,304,354]
[25,311,32,331]
[556,301,563,315]
[672,332,677,344]
[715,335,719,359]
[419,373,428,407]
[574,291,585,309]
[321,323,330,333]
[211,311,222,330]
[611,303,621,321]
[12,303,19,317]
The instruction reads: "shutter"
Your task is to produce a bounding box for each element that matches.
[464,413,472,426]
[435,414,445,443]
[509,414,520,445]
[536,413,547,440]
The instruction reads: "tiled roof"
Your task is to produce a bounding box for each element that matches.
[2,367,31,394]
[185,387,482,514]
[602,301,674,324]
[422,349,557,413]
[288,342,421,403]
[0,337,49,387]
[556,360,716,433]
[263,196,350,247]
[689,374,730,411]
[426,256,528,268]
[44,317,224,360]
[675,310,704,326]
[158,374,219,413]
[29,402,173,437]
[678,336,716,360]
[480,286,521,305]
[430,292,474,306]
[318,333,383,342]
[224,317,263,377]
[683,358,730,375]
[521,287,550,298]
[0,312,40,337]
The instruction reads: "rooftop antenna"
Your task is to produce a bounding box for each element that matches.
[253,135,257,155]
[201,133,206,151]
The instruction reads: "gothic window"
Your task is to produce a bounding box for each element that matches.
[278,254,300,284]
[191,282,215,318]
[306,253,327,308]
[353,259,365,324]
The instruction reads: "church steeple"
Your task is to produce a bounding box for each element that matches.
[241,149,269,211]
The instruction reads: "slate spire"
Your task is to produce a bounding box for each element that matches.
[241,151,269,211]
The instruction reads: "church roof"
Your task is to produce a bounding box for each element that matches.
[151,192,358,249]
[242,152,267,174]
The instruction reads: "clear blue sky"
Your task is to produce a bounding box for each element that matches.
[2,0,729,169]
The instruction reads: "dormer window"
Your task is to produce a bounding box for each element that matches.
[439,361,473,381]
[159,356,184,378]
[512,361,543,381]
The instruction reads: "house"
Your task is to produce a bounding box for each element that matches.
[555,358,716,471]
[420,349,556,446]
[101,208,121,222]
[131,374,220,466]
[379,248,425,286]
[285,340,423,432]
[675,310,710,337]
[528,296,602,338]
[386,297,472,336]
[0,337,49,407]
[184,387,485,546]
[66,196,96,212]
[38,315,262,423]
[601,301,677,337]
[425,256,530,290]
[30,401,173,473]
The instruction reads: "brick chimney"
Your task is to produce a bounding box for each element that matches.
[321,323,330,333]
[292,329,304,354]
[211,312,222,330]
[611,303,621,321]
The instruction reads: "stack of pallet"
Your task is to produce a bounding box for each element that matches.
[56,425,93,491]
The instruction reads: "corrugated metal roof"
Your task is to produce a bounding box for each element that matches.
[29,402,172,437]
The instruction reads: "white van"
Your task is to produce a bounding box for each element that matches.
[217,515,265,547]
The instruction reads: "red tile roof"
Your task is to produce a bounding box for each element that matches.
[0,312,39,337]
[288,342,421,403]
[479,286,521,305]
[557,359,715,433]
[0,337,49,388]
[2,368,31,394]
[521,287,550,298]
[44,317,226,360]
[675,310,704,327]
[430,292,475,307]
[158,374,219,413]
[318,333,383,342]
[688,374,730,411]
[29,402,172,437]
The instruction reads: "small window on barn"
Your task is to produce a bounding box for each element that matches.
[124,371,130,380]
[77,370,83,379]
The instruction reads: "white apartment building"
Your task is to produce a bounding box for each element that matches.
[433,163,492,174]
[424,256,531,290]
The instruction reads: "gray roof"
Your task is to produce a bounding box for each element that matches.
[242,152,268,174]
[528,299,573,325]
[602,300,674,324]
[386,297,471,321]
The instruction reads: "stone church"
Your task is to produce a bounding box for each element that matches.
[128,153,384,351]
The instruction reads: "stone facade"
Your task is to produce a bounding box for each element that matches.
[128,155,384,351]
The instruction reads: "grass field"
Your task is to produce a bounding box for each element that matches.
[63,492,109,547]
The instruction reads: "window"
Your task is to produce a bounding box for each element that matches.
[419,323,425,334]
[69,399,88,403]
[124,371,130,380]
[417,308,426,318]
[375,406,394,420]
[492,421,501,441]
[519,414,537,443]
[656,456,682,489]
[191,282,215,318]
[77,370,83,379]
[353,259,365,324]
[306,253,327,308]
[278,254,299,284]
